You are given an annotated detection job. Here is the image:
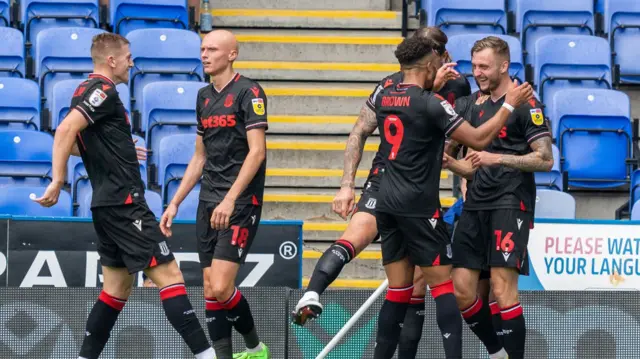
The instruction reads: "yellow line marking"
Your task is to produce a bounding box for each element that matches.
[303,222,348,231]
[303,250,382,260]
[269,115,357,124]
[267,141,378,151]
[265,194,456,207]
[235,34,403,45]
[235,61,398,72]
[302,278,384,289]
[213,9,398,19]
[267,168,369,177]
[263,87,370,97]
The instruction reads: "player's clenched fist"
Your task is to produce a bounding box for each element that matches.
[332,186,355,220]
[505,79,534,108]
[433,62,460,92]
[466,151,501,168]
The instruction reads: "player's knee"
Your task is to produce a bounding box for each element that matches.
[476,279,491,302]
[490,277,518,308]
[209,281,235,301]
[452,276,476,308]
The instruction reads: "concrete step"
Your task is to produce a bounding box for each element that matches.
[211,0,391,11]
[231,29,402,65]
[267,115,361,135]
[262,82,372,115]
[265,135,379,170]
[236,60,399,82]
[303,247,386,285]
[212,9,417,30]
[262,188,456,222]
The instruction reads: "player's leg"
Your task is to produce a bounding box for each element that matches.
[374,212,414,359]
[397,266,426,359]
[406,215,461,359]
[208,203,268,359]
[480,271,503,345]
[451,210,506,358]
[115,203,212,359]
[489,209,532,359]
[293,210,378,325]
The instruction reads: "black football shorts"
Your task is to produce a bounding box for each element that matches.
[92,202,175,274]
[452,209,531,275]
[354,170,381,217]
[196,200,262,267]
[377,211,452,267]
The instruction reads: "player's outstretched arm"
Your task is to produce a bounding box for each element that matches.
[468,136,554,172]
[450,80,533,150]
[34,109,89,207]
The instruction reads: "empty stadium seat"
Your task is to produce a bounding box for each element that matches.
[0,0,9,27]
[0,27,26,78]
[631,201,640,220]
[605,0,640,85]
[447,33,524,84]
[141,81,205,175]
[174,188,200,220]
[20,0,99,59]
[533,35,611,105]
[426,0,507,36]
[0,78,40,130]
[51,79,131,130]
[0,130,53,187]
[629,170,640,211]
[0,186,72,216]
[516,0,595,65]
[127,29,203,113]
[551,88,631,188]
[77,190,163,218]
[110,0,189,36]
[156,134,196,204]
[534,144,563,191]
[69,134,148,211]
[534,189,576,219]
[35,27,105,129]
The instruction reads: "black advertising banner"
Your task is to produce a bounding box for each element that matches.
[6,217,302,288]
[0,217,7,287]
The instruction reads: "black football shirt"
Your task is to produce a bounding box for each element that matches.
[365,72,471,177]
[196,73,268,205]
[72,73,144,208]
[374,83,465,217]
[464,97,551,212]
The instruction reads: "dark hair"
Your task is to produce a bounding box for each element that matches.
[91,33,130,62]
[394,35,437,67]
[471,36,510,62]
[414,26,448,55]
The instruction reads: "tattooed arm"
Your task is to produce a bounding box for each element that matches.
[340,105,378,188]
[467,136,554,172]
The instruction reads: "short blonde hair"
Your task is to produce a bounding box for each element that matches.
[90,33,130,63]
[471,36,510,62]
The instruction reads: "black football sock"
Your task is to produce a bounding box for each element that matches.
[431,280,463,359]
[206,297,233,359]
[159,284,212,357]
[374,285,413,359]
[397,296,425,359]
[500,303,526,359]
[461,296,503,355]
[306,240,355,295]
[78,291,126,359]
[222,288,261,350]
[489,301,504,345]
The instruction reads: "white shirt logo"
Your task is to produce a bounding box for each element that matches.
[517,218,523,230]
[88,89,107,107]
[132,219,142,232]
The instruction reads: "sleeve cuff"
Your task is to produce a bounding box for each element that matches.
[526,131,551,144]
[197,129,204,136]
[444,116,465,137]
[246,121,268,131]
[75,106,94,125]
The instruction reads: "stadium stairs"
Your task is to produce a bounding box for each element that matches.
[209,0,419,287]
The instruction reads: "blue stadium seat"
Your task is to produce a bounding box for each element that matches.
[597,0,605,14]
[20,0,99,58]
[110,0,189,37]
[51,79,131,130]
[629,170,640,211]
[157,134,196,205]
[534,189,576,219]
[141,81,205,177]
[0,130,53,187]
[77,190,162,218]
[631,200,640,220]
[426,0,507,36]
[0,78,40,130]
[535,144,563,191]
[516,0,595,65]
[551,88,631,188]
[127,29,203,113]
[533,34,611,106]
[0,27,26,78]
[0,186,72,216]
[69,134,147,212]
[174,188,200,220]
[447,34,524,85]
[35,27,105,129]
[0,0,9,27]
[605,0,640,85]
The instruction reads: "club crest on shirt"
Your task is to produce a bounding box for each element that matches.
[88,89,107,107]
[252,98,265,115]
[530,108,544,126]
